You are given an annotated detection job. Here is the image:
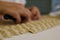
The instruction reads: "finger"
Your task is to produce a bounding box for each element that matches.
[20,9,32,23]
[28,7,41,20]
[24,9,32,22]
[36,8,41,19]
[2,8,21,24]
[28,7,37,20]
[33,10,40,20]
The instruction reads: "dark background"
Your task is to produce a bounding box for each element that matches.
[26,0,51,15]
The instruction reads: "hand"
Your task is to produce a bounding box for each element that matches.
[0,1,31,24]
[28,6,41,20]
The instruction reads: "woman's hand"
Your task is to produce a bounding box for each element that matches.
[0,1,32,24]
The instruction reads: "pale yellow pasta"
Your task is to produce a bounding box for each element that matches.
[0,15,60,40]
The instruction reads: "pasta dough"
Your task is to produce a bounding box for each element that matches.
[0,15,60,40]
